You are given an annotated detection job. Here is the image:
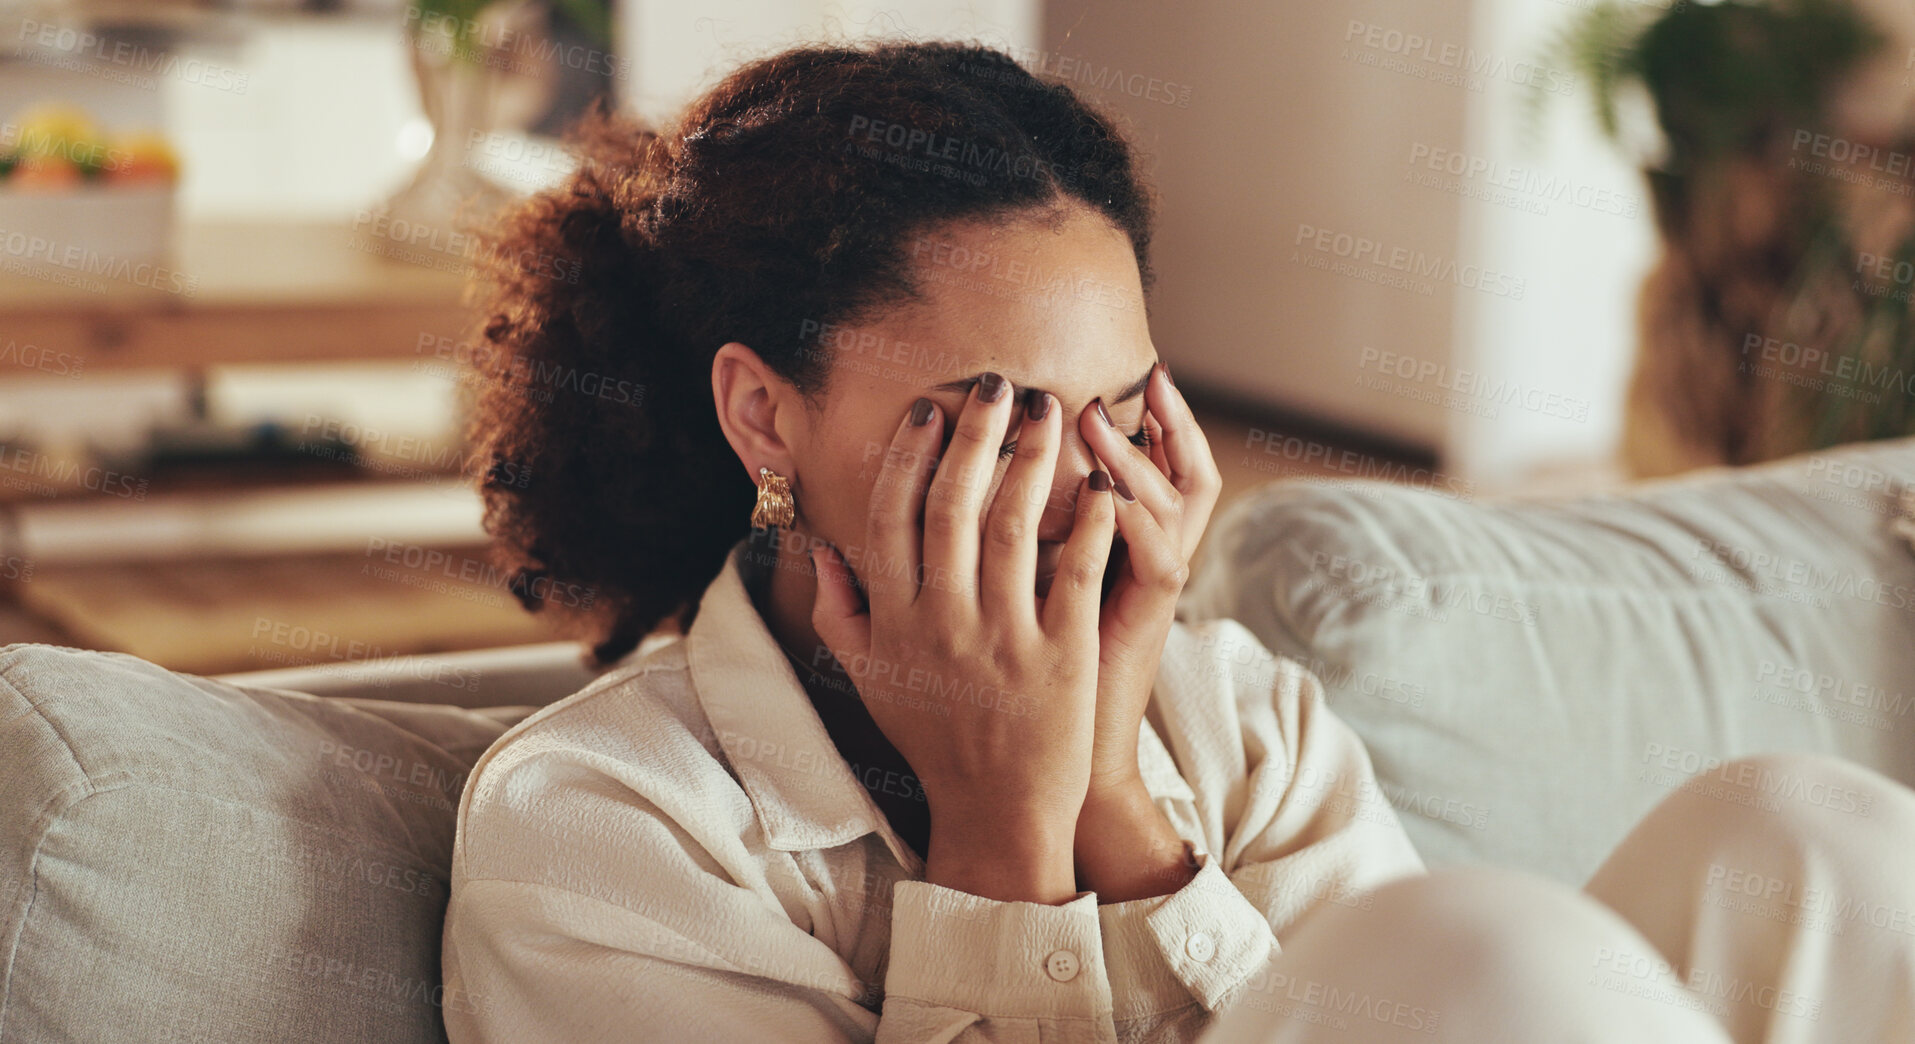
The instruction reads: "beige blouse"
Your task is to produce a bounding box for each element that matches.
[441,535,1425,1043]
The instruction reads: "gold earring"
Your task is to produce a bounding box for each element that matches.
[751,466,795,529]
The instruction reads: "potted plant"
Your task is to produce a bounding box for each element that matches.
[1543,0,1909,475]
[373,0,615,250]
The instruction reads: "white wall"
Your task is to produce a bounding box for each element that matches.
[618,0,1040,121]
[1446,0,1656,487]
[1039,0,1470,451]
[1039,0,1656,488]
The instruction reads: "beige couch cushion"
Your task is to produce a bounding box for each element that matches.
[1181,437,1915,883]
[0,643,535,1043]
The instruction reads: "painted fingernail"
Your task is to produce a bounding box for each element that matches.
[978,371,1007,403]
[1089,469,1111,492]
[1094,398,1114,427]
[1112,478,1134,502]
[909,397,935,426]
[1025,387,1050,421]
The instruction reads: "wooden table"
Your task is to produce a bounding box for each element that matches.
[0,219,544,671]
[0,220,475,371]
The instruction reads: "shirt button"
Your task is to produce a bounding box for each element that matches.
[1185,931,1216,963]
[1044,949,1080,982]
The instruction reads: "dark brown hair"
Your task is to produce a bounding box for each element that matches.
[466,40,1156,665]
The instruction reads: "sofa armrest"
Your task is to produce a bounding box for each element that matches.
[215,639,605,709]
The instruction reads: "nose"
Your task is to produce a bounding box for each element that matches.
[1034,412,1100,542]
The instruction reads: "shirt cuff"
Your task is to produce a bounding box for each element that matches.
[886,880,1114,1020]
[1097,849,1279,1019]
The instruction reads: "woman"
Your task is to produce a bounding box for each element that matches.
[439,39,1915,1044]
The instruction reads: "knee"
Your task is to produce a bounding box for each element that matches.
[1649,752,1914,868]
[1346,867,1645,973]
[1213,868,1726,1043]
[1259,868,1674,1003]
[1592,751,1915,925]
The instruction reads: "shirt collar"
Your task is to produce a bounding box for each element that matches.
[688,533,925,874]
[685,532,1198,876]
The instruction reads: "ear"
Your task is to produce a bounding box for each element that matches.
[711,342,807,487]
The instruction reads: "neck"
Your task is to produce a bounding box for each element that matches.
[748,530,837,686]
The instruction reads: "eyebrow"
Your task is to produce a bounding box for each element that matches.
[931,360,1160,406]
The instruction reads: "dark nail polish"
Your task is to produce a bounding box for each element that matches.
[1025,387,1050,421]
[1113,478,1134,502]
[909,397,934,426]
[1089,469,1111,492]
[1094,399,1113,427]
[978,371,1007,403]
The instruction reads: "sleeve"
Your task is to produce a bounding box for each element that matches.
[1088,618,1428,1039]
[440,751,1138,1044]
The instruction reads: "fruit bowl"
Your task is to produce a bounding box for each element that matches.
[0,102,181,275]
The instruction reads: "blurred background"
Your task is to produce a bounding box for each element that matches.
[0,0,1911,676]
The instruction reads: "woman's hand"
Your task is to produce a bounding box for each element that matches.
[1078,362,1222,794]
[1071,363,1222,902]
[809,373,1119,905]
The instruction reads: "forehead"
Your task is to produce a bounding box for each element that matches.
[824,205,1153,402]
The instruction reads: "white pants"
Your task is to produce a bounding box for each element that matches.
[1199,753,1915,1044]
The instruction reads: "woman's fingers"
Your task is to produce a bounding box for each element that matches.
[1142,363,1223,562]
[865,396,945,614]
[981,388,1058,629]
[1041,468,1117,641]
[1081,388,1180,528]
[808,542,870,667]
[1105,477,1185,599]
[922,372,1015,610]
[1143,362,1219,495]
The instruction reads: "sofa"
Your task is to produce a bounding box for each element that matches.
[2,435,1911,1042]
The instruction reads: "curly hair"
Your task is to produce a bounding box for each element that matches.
[465,40,1157,666]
